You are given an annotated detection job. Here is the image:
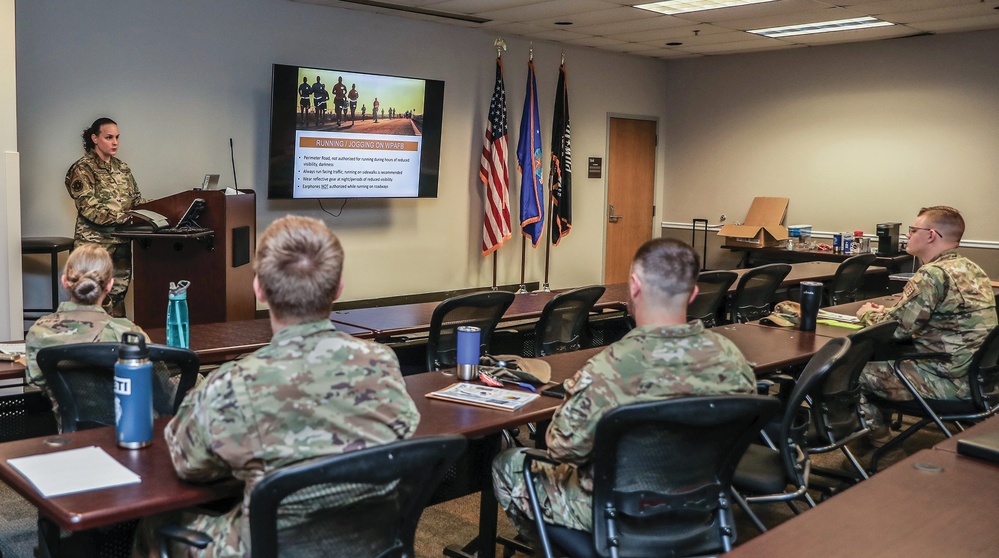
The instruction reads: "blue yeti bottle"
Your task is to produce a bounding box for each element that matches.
[115,332,154,449]
[166,280,191,349]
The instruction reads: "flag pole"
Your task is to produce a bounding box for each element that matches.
[492,251,499,290]
[516,237,527,293]
[541,190,554,292]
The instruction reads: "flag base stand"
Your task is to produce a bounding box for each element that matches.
[537,283,551,293]
[515,285,528,294]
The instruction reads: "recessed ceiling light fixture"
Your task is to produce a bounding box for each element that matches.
[748,16,894,38]
[635,0,776,16]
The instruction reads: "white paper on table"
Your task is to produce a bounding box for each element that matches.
[8,446,141,497]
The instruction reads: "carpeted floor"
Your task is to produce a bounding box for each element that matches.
[0,421,945,558]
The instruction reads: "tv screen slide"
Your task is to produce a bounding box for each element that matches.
[268,64,444,199]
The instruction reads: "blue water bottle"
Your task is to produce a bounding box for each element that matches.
[167,280,191,349]
[115,332,153,449]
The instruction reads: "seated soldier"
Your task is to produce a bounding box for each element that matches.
[145,215,420,557]
[491,238,756,543]
[855,206,996,465]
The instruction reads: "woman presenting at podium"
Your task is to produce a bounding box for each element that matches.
[64,117,144,317]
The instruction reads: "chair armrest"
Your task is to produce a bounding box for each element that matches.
[893,352,951,375]
[522,448,558,467]
[158,524,213,557]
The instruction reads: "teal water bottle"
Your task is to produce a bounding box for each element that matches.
[166,280,190,349]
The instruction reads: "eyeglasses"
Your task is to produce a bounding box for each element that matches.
[908,226,943,238]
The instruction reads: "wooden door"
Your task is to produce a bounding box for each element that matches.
[605,118,657,284]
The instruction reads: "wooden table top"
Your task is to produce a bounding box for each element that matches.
[0,348,600,533]
[933,412,999,455]
[0,417,242,532]
[725,449,999,557]
[712,323,830,374]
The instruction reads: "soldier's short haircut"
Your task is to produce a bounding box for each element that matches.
[64,244,114,306]
[82,117,117,152]
[632,238,700,300]
[255,215,344,322]
[918,206,965,242]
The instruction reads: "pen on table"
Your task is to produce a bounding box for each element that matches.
[494,378,536,392]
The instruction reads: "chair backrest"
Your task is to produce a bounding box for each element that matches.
[589,395,781,558]
[425,291,516,370]
[827,254,877,305]
[35,342,200,433]
[687,271,738,328]
[730,264,791,323]
[777,338,852,477]
[248,435,467,558]
[968,326,999,412]
[532,286,605,356]
[809,322,899,446]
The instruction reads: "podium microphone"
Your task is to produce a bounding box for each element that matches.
[227,138,239,195]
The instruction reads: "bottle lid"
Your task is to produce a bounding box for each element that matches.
[119,331,149,359]
[169,280,191,297]
[854,230,863,236]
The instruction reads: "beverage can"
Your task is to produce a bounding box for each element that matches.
[843,238,853,253]
[832,233,843,253]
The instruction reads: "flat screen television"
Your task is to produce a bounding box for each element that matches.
[267,63,444,199]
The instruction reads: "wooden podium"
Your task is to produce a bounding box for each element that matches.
[127,189,256,329]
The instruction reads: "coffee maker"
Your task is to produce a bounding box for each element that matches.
[876,222,901,256]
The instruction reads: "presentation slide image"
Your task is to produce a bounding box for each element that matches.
[293,132,423,198]
[296,68,426,134]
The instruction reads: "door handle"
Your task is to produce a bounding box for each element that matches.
[609,204,624,223]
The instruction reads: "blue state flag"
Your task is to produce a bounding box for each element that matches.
[517,60,544,247]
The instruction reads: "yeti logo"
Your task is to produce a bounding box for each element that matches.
[114,376,132,395]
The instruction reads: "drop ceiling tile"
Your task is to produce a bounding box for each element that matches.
[612,22,735,43]
[572,14,688,35]
[906,13,999,33]
[530,6,662,28]
[781,23,919,43]
[715,5,867,31]
[429,0,540,12]
[476,0,613,21]
[879,3,999,24]
[642,29,770,46]
[562,36,629,47]
[672,39,803,55]
[668,0,830,24]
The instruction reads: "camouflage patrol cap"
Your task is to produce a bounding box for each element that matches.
[761,300,800,327]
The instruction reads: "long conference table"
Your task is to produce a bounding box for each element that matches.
[0,266,892,556]
[0,291,890,557]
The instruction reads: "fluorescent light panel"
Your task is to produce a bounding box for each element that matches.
[749,16,894,38]
[635,0,776,16]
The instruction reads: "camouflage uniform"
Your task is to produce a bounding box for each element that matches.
[162,320,420,558]
[492,321,755,538]
[858,249,997,426]
[65,151,143,316]
[25,301,146,425]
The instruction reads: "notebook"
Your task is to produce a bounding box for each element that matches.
[956,430,999,463]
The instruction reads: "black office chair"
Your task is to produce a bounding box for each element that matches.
[805,322,899,481]
[826,253,877,305]
[36,341,200,432]
[521,395,781,558]
[687,271,738,328]
[869,326,999,471]
[732,338,851,532]
[159,435,468,558]
[527,286,605,357]
[729,263,791,323]
[426,291,516,370]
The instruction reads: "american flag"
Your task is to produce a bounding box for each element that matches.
[480,57,512,256]
[549,63,572,246]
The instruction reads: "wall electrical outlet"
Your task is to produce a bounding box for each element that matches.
[720,214,727,222]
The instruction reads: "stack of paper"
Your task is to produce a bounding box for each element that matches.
[427,383,539,412]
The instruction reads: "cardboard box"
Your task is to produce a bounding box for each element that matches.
[718,197,790,248]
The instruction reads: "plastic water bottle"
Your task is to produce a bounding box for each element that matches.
[166,280,191,349]
[115,332,153,449]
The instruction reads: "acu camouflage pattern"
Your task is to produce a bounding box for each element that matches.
[65,151,142,245]
[492,321,755,538]
[164,320,420,558]
[859,249,997,409]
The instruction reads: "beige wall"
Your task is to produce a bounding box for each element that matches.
[14,0,669,311]
[1,0,22,339]
[659,29,999,277]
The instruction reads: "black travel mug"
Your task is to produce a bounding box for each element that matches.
[798,281,823,332]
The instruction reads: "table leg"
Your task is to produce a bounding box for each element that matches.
[443,433,501,558]
[50,251,60,313]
